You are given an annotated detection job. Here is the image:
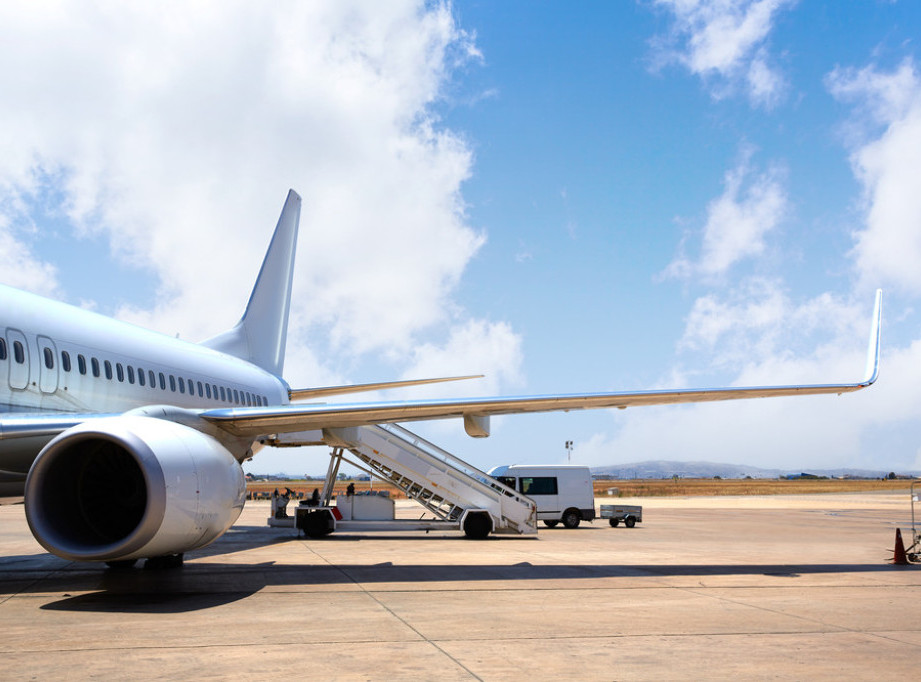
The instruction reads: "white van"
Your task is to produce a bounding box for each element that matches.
[488,464,595,528]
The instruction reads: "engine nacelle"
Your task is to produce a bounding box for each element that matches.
[24,416,246,562]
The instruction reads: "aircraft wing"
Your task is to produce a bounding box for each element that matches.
[0,291,881,444]
[204,290,882,439]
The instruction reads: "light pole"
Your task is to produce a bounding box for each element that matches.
[565,440,573,463]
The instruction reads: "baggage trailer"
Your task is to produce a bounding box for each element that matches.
[601,504,642,528]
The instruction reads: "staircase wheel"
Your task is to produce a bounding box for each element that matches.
[609,518,620,527]
[562,509,581,529]
[303,510,333,538]
[624,516,636,528]
[463,512,491,539]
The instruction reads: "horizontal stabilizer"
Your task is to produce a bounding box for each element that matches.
[289,375,484,401]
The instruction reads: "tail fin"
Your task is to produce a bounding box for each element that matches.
[202,189,301,377]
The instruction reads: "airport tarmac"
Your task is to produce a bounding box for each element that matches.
[1,492,919,680]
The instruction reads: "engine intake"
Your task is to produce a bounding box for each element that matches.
[25,416,245,562]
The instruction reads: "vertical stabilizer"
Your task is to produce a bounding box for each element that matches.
[202,190,301,377]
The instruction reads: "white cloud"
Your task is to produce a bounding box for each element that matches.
[577,287,914,472]
[0,225,59,297]
[827,59,921,296]
[651,0,794,108]
[0,182,59,296]
[402,319,523,398]
[0,1,516,391]
[664,153,787,281]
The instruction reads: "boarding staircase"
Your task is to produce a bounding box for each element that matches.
[323,423,537,535]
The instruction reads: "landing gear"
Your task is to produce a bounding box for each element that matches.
[104,559,138,570]
[143,554,184,570]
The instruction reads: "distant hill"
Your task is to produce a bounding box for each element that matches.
[590,460,920,480]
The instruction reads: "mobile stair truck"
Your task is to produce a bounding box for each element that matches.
[263,423,538,539]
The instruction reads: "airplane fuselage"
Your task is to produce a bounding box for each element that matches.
[0,283,289,495]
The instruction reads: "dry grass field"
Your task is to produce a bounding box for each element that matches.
[246,476,916,500]
[592,477,914,497]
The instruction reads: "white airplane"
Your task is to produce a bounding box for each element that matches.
[0,189,882,566]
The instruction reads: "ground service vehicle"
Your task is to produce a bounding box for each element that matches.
[600,504,642,528]
[488,465,596,528]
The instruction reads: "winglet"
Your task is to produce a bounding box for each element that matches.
[863,289,882,386]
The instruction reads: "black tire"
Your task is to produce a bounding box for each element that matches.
[543,520,559,528]
[463,512,491,539]
[303,510,333,538]
[609,518,619,527]
[105,559,138,570]
[561,509,581,529]
[624,516,636,528]
[143,554,183,570]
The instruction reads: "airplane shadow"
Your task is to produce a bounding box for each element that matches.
[1,524,911,615]
[25,559,912,615]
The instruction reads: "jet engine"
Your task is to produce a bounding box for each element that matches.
[24,416,245,563]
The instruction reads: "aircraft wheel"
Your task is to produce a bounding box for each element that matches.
[144,554,183,570]
[105,559,138,570]
[543,520,559,528]
[562,509,581,529]
[609,519,619,527]
[624,516,636,528]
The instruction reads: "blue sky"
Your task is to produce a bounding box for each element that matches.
[2,1,921,475]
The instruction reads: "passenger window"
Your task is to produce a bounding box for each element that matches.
[116,363,124,382]
[91,358,100,377]
[233,389,239,404]
[169,375,176,392]
[104,360,113,380]
[127,366,135,384]
[205,383,212,399]
[197,381,203,397]
[220,387,226,401]
[78,354,86,375]
[61,351,71,372]
[0,338,6,361]
[159,372,166,390]
[14,341,24,364]
[497,476,516,489]
[137,367,144,386]
[519,477,559,496]
[149,370,156,388]
[43,347,54,369]
[178,377,185,393]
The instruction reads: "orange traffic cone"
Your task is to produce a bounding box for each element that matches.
[892,528,908,565]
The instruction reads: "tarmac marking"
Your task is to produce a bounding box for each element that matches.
[294,538,485,681]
